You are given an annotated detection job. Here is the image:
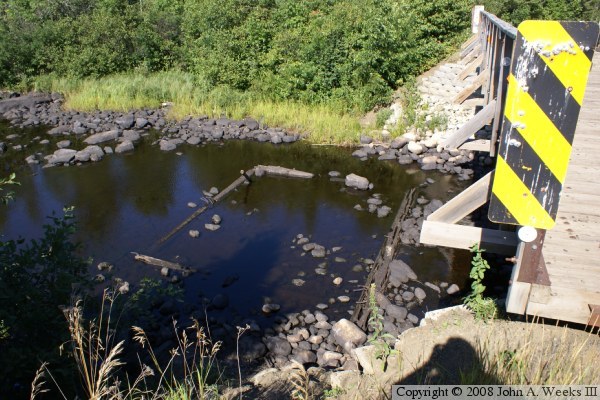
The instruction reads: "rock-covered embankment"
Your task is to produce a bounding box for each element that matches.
[0,93,301,167]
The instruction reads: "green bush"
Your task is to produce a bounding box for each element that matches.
[1,0,474,114]
[481,0,590,26]
[0,207,90,397]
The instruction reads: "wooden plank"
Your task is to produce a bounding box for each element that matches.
[441,99,496,149]
[460,34,479,52]
[529,284,552,304]
[427,172,492,224]
[453,69,489,104]
[459,139,490,152]
[483,27,498,104]
[490,36,510,156]
[419,220,518,255]
[459,54,484,81]
[506,242,531,315]
[589,305,600,328]
[506,281,531,314]
[462,98,488,107]
[526,286,600,325]
[460,45,482,65]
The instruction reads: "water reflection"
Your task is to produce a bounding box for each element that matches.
[0,126,471,316]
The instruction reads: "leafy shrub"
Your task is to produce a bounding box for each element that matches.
[481,0,589,26]
[1,0,475,114]
[464,244,498,321]
[0,207,90,398]
[376,108,393,128]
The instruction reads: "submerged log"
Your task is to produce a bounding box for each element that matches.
[155,168,255,245]
[255,165,314,179]
[132,252,196,273]
[351,188,417,329]
[156,165,313,247]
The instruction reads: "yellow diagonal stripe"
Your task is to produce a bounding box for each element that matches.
[518,20,592,105]
[493,156,555,229]
[505,74,571,183]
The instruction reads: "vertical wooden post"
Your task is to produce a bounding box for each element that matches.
[490,34,510,156]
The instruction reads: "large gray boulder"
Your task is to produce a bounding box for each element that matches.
[84,130,120,145]
[116,115,135,129]
[0,94,52,114]
[345,173,370,190]
[263,336,292,357]
[75,145,104,163]
[388,259,417,287]
[290,348,317,365]
[159,140,177,151]
[385,304,408,322]
[48,149,76,164]
[331,318,367,354]
[115,140,134,154]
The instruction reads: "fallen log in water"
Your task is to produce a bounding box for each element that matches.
[132,252,196,273]
[351,188,417,329]
[255,165,314,179]
[155,165,313,246]
[154,168,255,245]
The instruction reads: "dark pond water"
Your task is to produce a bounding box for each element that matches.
[0,121,471,323]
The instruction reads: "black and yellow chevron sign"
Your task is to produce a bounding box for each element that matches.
[489,20,599,229]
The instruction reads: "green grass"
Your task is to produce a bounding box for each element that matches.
[32,71,363,145]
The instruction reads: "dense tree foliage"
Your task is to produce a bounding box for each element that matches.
[0,0,475,112]
[482,0,597,26]
[0,0,594,112]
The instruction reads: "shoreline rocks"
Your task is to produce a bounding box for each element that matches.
[0,92,474,179]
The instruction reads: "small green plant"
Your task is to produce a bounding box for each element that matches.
[323,386,345,399]
[399,77,421,128]
[0,173,19,204]
[376,108,393,128]
[367,283,398,369]
[0,320,8,341]
[464,244,498,321]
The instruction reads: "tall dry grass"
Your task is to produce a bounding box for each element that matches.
[32,72,363,145]
[463,318,600,385]
[30,289,250,400]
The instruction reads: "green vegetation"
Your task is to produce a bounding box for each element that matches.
[0,172,19,204]
[375,108,393,129]
[323,386,345,399]
[1,0,478,143]
[1,1,593,142]
[30,291,231,400]
[464,244,498,321]
[0,206,90,396]
[481,0,598,26]
[367,283,398,369]
[461,320,600,385]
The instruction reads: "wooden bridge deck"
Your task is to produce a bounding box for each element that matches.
[523,54,600,325]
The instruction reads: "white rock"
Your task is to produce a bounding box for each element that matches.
[407,141,424,155]
[421,155,438,164]
[447,284,460,295]
[345,173,370,190]
[115,140,134,153]
[331,319,367,354]
[402,132,417,141]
